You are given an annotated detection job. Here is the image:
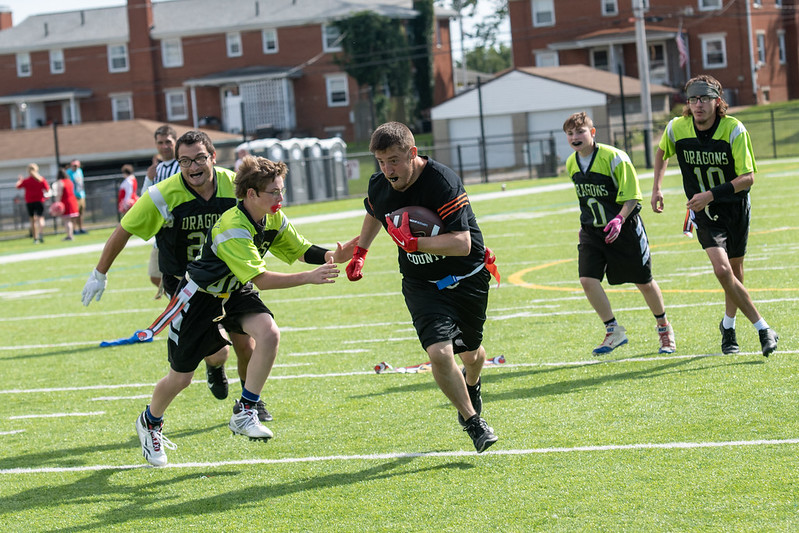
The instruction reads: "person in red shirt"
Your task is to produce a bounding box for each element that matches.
[15,163,50,244]
[118,164,139,215]
[51,168,80,240]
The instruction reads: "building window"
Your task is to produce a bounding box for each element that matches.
[161,38,183,68]
[227,32,242,57]
[591,48,609,71]
[111,94,133,120]
[262,28,278,54]
[50,49,64,74]
[535,50,558,67]
[165,89,188,121]
[325,74,349,107]
[323,24,342,52]
[756,32,766,65]
[752,0,762,6]
[602,0,618,16]
[532,0,555,27]
[699,0,722,11]
[108,44,129,72]
[778,30,786,64]
[17,52,31,77]
[701,34,727,68]
[776,0,782,7]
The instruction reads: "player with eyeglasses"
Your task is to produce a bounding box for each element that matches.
[651,75,778,357]
[81,131,271,434]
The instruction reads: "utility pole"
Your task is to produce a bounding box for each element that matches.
[633,0,653,168]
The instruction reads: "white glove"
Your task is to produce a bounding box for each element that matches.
[81,269,107,306]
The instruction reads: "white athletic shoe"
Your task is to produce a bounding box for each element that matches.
[657,323,676,354]
[229,400,274,441]
[593,324,628,355]
[135,411,176,467]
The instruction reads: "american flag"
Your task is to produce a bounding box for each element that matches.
[676,31,688,68]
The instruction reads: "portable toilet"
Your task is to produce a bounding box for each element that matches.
[301,138,328,201]
[280,138,310,205]
[318,137,348,200]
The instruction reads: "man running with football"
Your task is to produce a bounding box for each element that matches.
[346,121,499,453]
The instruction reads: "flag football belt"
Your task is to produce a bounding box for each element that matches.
[432,248,500,290]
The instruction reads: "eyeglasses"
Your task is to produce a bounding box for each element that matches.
[688,95,716,105]
[264,187,286,198]
[177,154,210,167]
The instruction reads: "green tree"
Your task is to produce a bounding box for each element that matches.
[334,12,413,127]
[463,43,511,73]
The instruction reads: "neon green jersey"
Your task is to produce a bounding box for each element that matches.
[565,142,642,228]
[119,167,237,277]
[658,115,756,203]
[187,203,312,294]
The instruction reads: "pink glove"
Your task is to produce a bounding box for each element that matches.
[346,246,368,281]
[385,212,418,253]
[603,214,624,244]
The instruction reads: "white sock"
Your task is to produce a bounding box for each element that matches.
[722,315,736,329]
[753,318,770,331]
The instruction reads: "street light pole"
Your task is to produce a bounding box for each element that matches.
[634,0,653,168]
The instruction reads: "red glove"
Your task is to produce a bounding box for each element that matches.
[346,246,369,281]
[603,214,624,244]
[385,212,418,253]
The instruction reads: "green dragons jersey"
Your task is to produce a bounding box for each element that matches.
[565,142,642,228]
[120,167,237,278]
[187,203,313,295]
[658,115,756,204]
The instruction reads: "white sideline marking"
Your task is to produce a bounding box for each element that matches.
[9,411,105,420]
[1,437,797,475]
[90,395,151,401]
[0,430,24,435]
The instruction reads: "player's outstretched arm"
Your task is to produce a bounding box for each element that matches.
[327,235,359,264]
[81,225,133,306]
[651,148,669,213]
[251,260,339,290]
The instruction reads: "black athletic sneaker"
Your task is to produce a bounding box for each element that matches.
[255,399,273,422]
[457,368,482,427]
[206,363,229,400]
[759,328,779,357]
[463,414,498,453]
[719,321,739,354]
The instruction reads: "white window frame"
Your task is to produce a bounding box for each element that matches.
[161,38,183,68]
[699,0,722,11]
[602,0,619,16]
[226,32,242,57]
[778,30,786,64]
[108,43,129,73]
[165,89,188,121]
[700,34,727,69]
[16,52,31,77]
[262,28,278,54]
[534,50,558,67]
[50,49,64,74]
[591,47,610,71]
[756,31,766,65]
[532,0,555,27]
[110,93,133,121]
[323,24,342,52]
[325,74,349,107]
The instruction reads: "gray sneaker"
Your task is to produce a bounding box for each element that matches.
[463,414,498,453]
[759,328,779,357]
[719,321,739,354]
[135,411,176,466]
[229,400,273,441]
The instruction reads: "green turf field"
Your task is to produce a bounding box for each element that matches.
[1,160,797,531]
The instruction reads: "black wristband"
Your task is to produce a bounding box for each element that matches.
[710,181,735,200]
[304,245,329,265]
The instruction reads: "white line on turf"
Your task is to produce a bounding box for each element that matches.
[1,437,797,475]
[0,430,25,435]
[9,411,105,419]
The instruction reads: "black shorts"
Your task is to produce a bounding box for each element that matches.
[162,275,182,299]
[26,202,44,217]
[693,198,750,259]
[402,267,490,354]
[166,281,272,373]
[578,214,653,285]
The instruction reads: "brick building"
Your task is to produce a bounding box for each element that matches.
[0,0,456,141]
[509,0,797,106]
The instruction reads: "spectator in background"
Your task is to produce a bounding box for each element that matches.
[16,163,50,244]
[143,125,180,297]
[51,167,80,241]
[118,164,139,215]
[234,147,249,172]
[67,159,88,234]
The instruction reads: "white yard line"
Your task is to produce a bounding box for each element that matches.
[1,437,797,475]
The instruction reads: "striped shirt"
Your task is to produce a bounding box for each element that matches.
[142,159,181,191]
